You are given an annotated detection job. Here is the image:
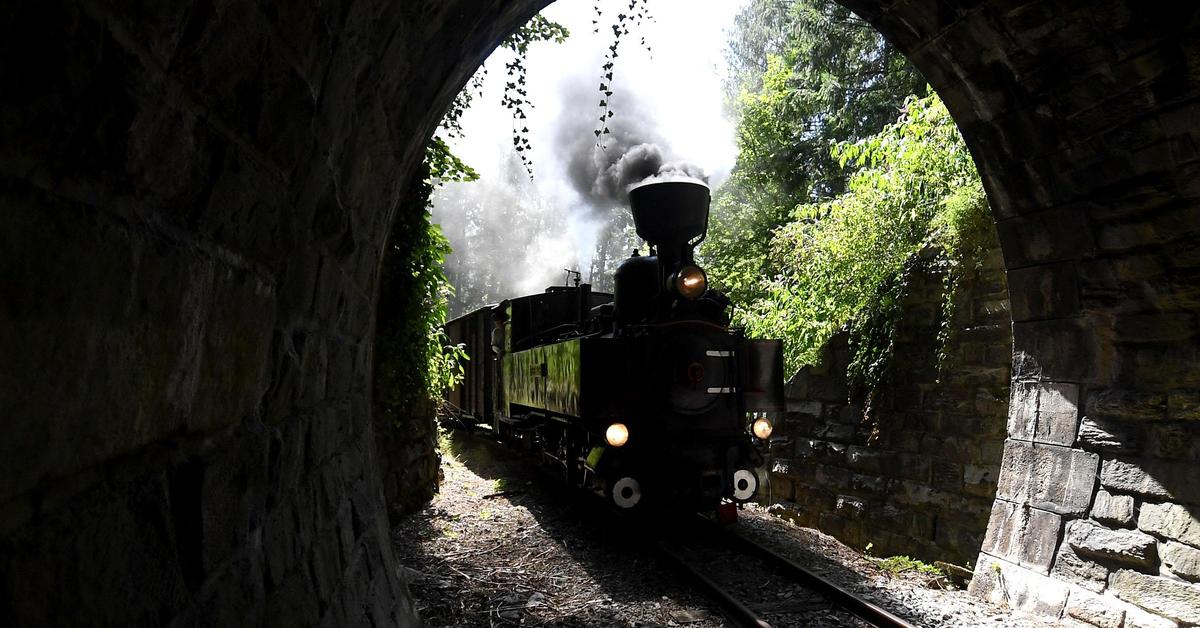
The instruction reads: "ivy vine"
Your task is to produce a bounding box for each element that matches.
[593,0,654,146]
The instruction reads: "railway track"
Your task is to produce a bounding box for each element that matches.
[652,515,917,628]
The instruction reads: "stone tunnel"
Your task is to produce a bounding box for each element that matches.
[1,0,1198,625]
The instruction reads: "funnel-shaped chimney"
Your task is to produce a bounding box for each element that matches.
[628,179,710,250]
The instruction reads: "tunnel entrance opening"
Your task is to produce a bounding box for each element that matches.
[378,0,1017,590]
[377,1,1200,625]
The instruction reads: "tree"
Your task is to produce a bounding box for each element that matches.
[704,0,928,308]
[741,93,991,380]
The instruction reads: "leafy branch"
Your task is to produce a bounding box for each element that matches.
[593,0,654,147]
[498,15,569,175]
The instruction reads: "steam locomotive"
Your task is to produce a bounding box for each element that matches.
[444,178,784,512]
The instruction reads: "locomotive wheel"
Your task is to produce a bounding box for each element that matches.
[732,468,758,503]
[611,476,642,509]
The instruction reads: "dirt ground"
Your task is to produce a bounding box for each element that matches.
[391,430,1059,627]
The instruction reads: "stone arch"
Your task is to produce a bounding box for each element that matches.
[1,1,1197,626]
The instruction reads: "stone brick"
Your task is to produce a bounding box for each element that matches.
[1065,519,1158,568]
[1146,424,1193,460]
[1009,381,1038,440]
[1139,502,1200,546]
[1168,390,1200,421]
[1011,318,1099,382]
[845,446,883,473]
[996,439,1099,515]
[1161,541,1200,582]
[1007,261,1080,322]
[996,207,1094,268]
[981,499,1062,573]
[963,463,999,497]
[1091,489,1135,527]
[1036,381,1081,446]
[1109,570,1200,624]
[786,399,824,417]
[1065,589,1126,628]
[1102,459,1200,504]
[1123,605,1181,628]
[970,554,1070,617]
[1053,543,1111,593]
[1078,416,1142,453]
[1087,389,1168,422]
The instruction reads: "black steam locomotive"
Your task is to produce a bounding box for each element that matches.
[444,179,784,512]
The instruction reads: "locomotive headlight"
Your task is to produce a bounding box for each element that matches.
[674,265,708,299]
[606,422,630,447]
[752,417,773,440]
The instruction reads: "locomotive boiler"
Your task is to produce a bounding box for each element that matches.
[445,178,785,512]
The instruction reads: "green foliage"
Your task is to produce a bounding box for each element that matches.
[737,93,990,384]
[375,151,470,419]
[705,0,927,311]
[500,15,570,174]
[702,0,993,393]
[592,0,655,144]
[375,13,574,415]
[877,555,946,578]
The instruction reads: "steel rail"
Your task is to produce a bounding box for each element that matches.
[700,516,917,628]
[652,539,773,628]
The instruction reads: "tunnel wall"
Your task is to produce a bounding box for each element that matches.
[841,0,1200,625]
[767,245,1012,567]
[0,0,548,625]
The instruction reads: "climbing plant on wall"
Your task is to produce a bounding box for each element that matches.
[738,93,991,386]
[375,14,572,415]
[700,0,992,394]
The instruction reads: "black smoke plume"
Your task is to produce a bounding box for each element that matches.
[555,76,707,213]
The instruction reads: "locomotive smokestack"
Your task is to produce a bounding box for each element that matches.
[627,178,710,264]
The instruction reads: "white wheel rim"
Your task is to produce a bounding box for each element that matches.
[732,469,757,501]
[612,477,642,508]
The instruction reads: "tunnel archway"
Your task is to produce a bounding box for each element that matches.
[2,1,1197,626]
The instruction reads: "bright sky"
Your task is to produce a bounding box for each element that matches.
[445,0,748,192]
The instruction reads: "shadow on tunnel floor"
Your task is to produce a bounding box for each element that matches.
[390,428,726,627]
[389,428,934,627]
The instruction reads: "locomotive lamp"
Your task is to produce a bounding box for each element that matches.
[606,422,630,447]
[672,264,708,299]
[751,416,773,440]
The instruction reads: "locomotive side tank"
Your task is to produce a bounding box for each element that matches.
[445,178,785,512]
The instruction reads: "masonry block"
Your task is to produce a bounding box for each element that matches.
[1138,502,1200,546]
[1012,318,1100,382]
[1053,542,1112,593]
[1036,382,1081,446]
[1008,261,1081,322]
[1086,388,1169,422]
[1009,381,1038,440]
[1168,390,1200,421]
[1091,489,1136,527]
[970,554,1071,616]
[1109,570,1200,625]
[997,207,1094,268]
[1078,416,1142,454]
[1161,542,1200,582]
[1065,588,1126,628]
[980,499,1062,573]
[1065,519,1158,568]
[1101,459,1200,504]
[996,439,1099,515]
